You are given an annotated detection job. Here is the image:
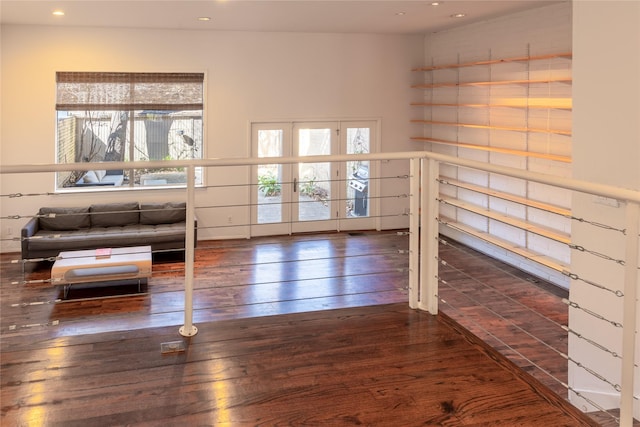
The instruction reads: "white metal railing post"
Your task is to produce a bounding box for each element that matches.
[619,201,639,427]
[409,158,420,309]
[420,158,439,314]
[179,165,198,337]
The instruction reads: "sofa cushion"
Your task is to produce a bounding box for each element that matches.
[28,224,186,252]
[80,171,99,184]
[95,170,107,181]
[39,207,91,231]
[76,170,124,187]
[90,202,140,227]
[99,174,124,186]
[140,202,186,225]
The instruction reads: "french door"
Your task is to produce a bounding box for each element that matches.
[251,120,377,236]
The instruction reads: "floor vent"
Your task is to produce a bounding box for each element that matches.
[161,341,186,354]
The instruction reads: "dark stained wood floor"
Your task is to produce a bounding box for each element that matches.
[0,231,615,425]
[1,304,595,426]
[438,239,571,396]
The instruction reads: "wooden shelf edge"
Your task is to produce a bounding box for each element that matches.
[438,217,568,273]
[412,77,572,89]
[410,102,572,111]
[438,196,571,244]
[411,137,572,163]
[411,120,571,136]
[438,177,571,217]
[412,52,573,72]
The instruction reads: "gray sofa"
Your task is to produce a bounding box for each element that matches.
[21,201,196,260]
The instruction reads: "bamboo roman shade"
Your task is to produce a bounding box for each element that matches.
[56,72,204,111]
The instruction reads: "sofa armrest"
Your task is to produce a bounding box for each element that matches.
[21,216,39,259]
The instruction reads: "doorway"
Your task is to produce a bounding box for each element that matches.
[251,120,378,236]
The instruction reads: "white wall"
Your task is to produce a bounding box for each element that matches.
[421,2,573,286]
[570,0,640,416]
[0,25,423,251]
[419,1,640,415]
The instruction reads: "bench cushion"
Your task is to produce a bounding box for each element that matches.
[64,265,140,281]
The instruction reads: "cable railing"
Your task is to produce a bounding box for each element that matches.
[1,151,639,426]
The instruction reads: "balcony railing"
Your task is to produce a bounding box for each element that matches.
[2,151,639,426]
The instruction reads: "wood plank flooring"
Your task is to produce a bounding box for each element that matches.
[1,232,409,337]
[0,231,618,425]
[2,304,596,426]
[437,239,571,396]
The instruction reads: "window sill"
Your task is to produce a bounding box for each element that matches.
[55,184,204,194]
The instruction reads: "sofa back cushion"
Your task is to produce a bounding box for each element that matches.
[90,202,140,227]
[39,207,91,231]
[140,202,186,225]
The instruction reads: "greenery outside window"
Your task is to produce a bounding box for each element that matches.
[56,72,204,189]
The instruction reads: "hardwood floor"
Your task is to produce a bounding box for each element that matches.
[0,231,615,425]
[437,239,571,396]
[2,232,409,335]
[1,303,595,426]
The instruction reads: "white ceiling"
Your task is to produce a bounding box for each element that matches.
[0,0,562,35]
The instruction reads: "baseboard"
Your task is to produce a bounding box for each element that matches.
[569,388,627,417]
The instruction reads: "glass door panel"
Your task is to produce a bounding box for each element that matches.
[251,124,291,236]
[257,129,283,224]
[297,127,331,222]
[345,127,370,218]
[293,124,337,233]
[338,121,377,231]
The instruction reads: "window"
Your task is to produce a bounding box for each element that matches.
[56,72,204,189]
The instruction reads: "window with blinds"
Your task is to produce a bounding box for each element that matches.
[55,72,204,189]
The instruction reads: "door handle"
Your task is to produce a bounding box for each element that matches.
[293,177,297,192]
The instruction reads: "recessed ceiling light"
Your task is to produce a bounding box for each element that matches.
[450,13,466,18]
[197,17,211,21]
[431,2,441,6]
[52,10,65,17]
[395,12,406,16]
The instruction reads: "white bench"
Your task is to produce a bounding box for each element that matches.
[51,246,152,298]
